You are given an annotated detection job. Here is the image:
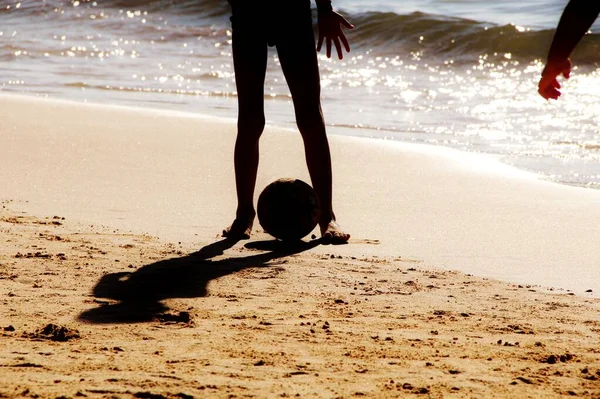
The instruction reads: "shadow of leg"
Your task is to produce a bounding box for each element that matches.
[78,237,320,324]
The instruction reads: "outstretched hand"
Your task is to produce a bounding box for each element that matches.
[538,58,572,100]
[317,11,354,60]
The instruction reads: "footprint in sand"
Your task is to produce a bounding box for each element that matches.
[351,238,380,245]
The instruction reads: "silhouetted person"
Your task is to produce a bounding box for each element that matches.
[222,0,353,244]
[538,0,600,99]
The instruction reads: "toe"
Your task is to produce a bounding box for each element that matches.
[330,231,350,245]
[222,222,251,240]
[320,221,350,245]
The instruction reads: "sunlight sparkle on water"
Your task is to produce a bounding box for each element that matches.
[4,0,600,188]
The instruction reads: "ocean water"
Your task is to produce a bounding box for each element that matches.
[2,0,600,188]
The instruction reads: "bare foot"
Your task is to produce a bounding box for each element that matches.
[320,220,350,245]
[222,214,254,240]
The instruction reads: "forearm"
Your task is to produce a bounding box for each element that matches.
[547,0,600,62]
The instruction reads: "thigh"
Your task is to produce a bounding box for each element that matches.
[275,9,321,108]
[230,9,268,113]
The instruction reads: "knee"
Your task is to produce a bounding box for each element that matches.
[295,105,324,135]
[237,113,265,141]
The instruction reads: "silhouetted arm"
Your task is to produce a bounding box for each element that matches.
[316,0,354,59]
[547,0,600,63]
[539,0,600,99]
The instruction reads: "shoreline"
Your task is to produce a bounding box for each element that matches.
[1,91,545,179]
[6,89,600,192]
[0,90,580,191]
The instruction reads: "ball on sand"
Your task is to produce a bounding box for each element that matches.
[257,178,320,241]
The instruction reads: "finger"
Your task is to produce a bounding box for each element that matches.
[548,88,561,99]
[540,84,560,100]
[539,86,555,100]
[539,75,558,92]
[326,38,332,58]
[340,16,354,29]
[334,37,342,59]
[538,79,554,100]
[340,32,350,53]
[317,34,324,52]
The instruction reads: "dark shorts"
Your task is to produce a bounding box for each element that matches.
[228,0,313,47]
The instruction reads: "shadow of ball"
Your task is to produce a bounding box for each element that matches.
[257,178,321,241]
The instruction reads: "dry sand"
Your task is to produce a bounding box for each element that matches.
[1,203,600,398]
[1,94,600,398]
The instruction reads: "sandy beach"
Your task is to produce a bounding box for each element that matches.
[1,94,600,398]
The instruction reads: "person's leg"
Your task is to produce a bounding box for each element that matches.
[222,12,268,239]
[276,13,350,244]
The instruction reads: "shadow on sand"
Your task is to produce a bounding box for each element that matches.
[78,238,320,324]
